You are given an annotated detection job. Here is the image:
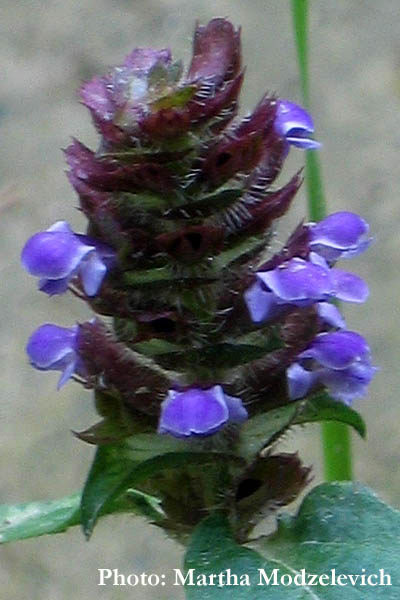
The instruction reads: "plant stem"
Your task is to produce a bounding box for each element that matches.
[290,0,352,481]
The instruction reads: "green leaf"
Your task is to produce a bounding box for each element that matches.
[184,514,266,598]
[0,493,81,544]
[239,404,299,460]
[81,439,243,538]
[256,482,400,598]
[0,488,162,544]
[295,392,366,438]
[126,433,189,461]
[184,483,400,599]
[80,442,136,539]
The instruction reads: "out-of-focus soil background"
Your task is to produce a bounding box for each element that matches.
[1,1,400,598]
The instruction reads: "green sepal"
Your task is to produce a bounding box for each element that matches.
[73,418,134,445]
[124,265,217,287]
[167,188,243,219]
[145,339,283,370]
[215,234,269,270]
[151,84,197,110]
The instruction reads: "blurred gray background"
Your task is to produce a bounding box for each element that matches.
[1,1,400,598]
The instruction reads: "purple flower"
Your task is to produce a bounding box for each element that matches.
[21,221,115,296]
[309,211,372,261]
[158,385,248,438]
[287,330,376,404]
[275,100,321,150]
[244,254,368,323]
[317,302,346,329]
[26,324,85,389]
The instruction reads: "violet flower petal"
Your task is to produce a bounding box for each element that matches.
[46,221,74,234]
[38,277,70,296]
[244,280,279,323]
[317,302,346,329]
[317,360,377,405]
[158,385,247,438]
[275,100,321,150]
[299,331,370,370]
[21,228,93,280]
[331,269,369,303]
[80,77,115,120]
[122,47,171,72]
[22,221,116,297]
[309,211,371,260]
[80,252,107,297]
[224,393,248,424]
[57,358,79,390]
[158,387,228,438]
[257,258,333,305]
[287,362,315,400]
[26,324,79,389]
[285,132,322,150]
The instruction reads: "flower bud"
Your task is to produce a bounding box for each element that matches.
[275,99,321,150]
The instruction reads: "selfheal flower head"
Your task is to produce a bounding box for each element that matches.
[21,221,115,296]
[26,323,85,389]
[158,385,248,438]
[309,211,372,261]
[19,17,377,538]
[275,100,321,150]
[287,330,376,404]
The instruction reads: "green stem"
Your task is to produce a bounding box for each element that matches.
[290,0,352,481]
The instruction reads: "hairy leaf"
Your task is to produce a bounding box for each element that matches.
[81,440,243,538]
[184,483,400,599]
[0,488,162,544]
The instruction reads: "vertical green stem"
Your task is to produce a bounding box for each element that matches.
[290,0,352,481]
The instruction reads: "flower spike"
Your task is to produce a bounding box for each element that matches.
[20,18,375,540]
